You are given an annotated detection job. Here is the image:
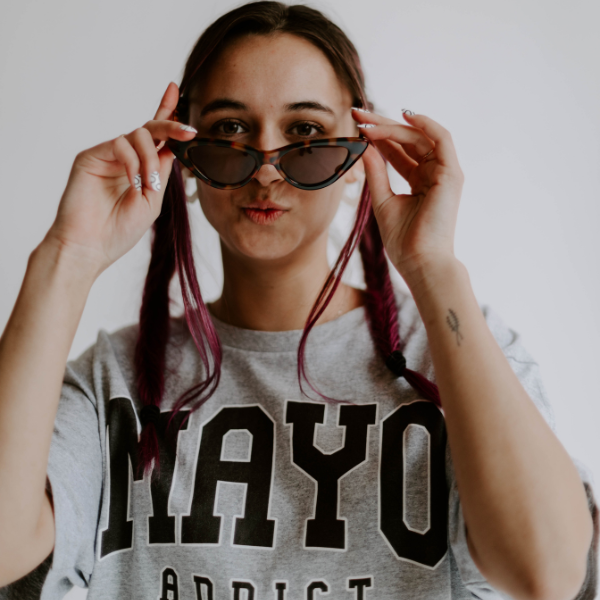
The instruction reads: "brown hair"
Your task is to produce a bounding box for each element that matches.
[135,1,440,480]
[174,2,373,123]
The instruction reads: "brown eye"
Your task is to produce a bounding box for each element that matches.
[290,122,324,137]
[213,120,246,136]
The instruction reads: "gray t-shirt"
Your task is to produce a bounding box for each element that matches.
[2,286,596,600]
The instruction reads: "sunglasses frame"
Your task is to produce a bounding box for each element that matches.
[166,136,369,191]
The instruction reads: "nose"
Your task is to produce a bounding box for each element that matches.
[252,163,284,187]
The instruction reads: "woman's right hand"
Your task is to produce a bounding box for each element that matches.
[41,81,197,277]
[0,82,201,588]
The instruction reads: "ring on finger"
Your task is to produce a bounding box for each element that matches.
[419,147,435,164]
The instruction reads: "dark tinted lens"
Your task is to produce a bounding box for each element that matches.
[280,146,349,185]
[188,145,256,185]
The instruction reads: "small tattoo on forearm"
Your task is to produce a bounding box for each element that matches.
[446,308,465,346]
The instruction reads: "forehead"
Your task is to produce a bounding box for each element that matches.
[190,32,352,111]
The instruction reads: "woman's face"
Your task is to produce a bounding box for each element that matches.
[187,33,362,265]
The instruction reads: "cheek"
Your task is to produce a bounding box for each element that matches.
[197,186,232,235]
[300,182,346,240]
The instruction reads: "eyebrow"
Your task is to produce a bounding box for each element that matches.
[200,98,248,116]
[284,101,335,115]
[199,98,335,117]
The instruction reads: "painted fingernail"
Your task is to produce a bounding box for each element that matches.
[401,108,415,116]
[357,123,376,129]
[150,171,161,191]
[179,124,198,133]
[351,106,370,113]
[134,174,142,191]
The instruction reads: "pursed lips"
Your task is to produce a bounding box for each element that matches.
[242,199,289,211]
[241,201,288,225]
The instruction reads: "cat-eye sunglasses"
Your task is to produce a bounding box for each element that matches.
[166,136,369,191]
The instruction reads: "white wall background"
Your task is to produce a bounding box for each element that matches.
[0,0,598,598]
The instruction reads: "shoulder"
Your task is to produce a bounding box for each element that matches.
[66,322,139,376]
[62,322,140,406]
[63,318,192,402]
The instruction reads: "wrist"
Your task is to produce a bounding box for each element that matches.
[29,236,101,293]
[396,255,469,304]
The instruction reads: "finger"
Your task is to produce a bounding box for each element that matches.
[84,134,138,168]
[157,143,176,169]
[112,135,142,189]
[352,107,432,140]
[372,138,416,181]
[152,82,182,151]
[361,144,396,215]
[356,122,433,163]
[87,117,191,167]
[351,106,398,126]
[154,143,176,211]
[352,108,437,162]
[154,81,180,122]
[125,127,162,194]
[400,112,462,169]
[140,118,198,149]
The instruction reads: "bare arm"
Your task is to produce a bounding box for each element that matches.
[0,81,191,586]
[356,108,593,600]
[0,241,95,585]
[406,257,592,600]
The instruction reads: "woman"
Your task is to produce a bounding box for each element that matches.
[0,2,596,599]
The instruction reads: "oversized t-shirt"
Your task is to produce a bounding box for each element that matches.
[1,286,597,600]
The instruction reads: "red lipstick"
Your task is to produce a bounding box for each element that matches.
[241,200,288,225]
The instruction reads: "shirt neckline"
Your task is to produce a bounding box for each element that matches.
[207,304,367,353]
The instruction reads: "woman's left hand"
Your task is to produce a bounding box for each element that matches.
[353,108,464,284]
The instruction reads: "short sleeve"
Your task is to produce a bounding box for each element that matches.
[480,304,556,430]
[0,348,104,600]
[447,304,598,599]
[38,350,104,599]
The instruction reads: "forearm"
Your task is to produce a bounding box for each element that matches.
[0,239,96,558]
[403,256,592,600]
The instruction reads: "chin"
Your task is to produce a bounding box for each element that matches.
[223,227,305,264]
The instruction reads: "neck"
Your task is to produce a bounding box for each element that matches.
[208,236,365,331]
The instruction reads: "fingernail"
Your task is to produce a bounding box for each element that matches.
[134,174,142,191]
[179,124,198,133]
[351,106,370,113]
[401,108,415,116]
[357,123,376,129]
[150,171,161,191]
